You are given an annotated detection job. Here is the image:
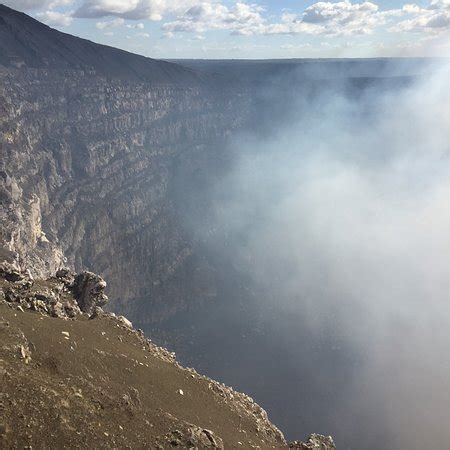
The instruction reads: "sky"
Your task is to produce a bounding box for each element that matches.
[5,0,450,59]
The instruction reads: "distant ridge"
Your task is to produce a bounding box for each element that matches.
[0,4,203,84]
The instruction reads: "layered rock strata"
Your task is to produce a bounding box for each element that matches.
[0,68,251,320]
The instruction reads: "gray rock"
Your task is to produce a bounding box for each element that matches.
[72,271,108,315]
[49,301,65,318]
[62,299,82,318]
[0,262,25,283]
[117,315,133,329]
[289,434,336,450]
[188,427,224,449]
[55,268,75,285]
[89,306,105,319]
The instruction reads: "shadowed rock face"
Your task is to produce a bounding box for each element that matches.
[73,271,108,314]
[0,4,243,320]
[0,7,252,316]
[2,63,406,324]
[0,66,253,321]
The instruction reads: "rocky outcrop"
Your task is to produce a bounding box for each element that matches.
[72,271,108,314]
[290,434,336,450]
[0,262,108,319]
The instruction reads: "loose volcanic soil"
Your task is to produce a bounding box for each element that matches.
[0,298,289,449]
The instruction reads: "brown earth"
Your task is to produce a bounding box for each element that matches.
[0,268,336,449]
[0,293,289,449]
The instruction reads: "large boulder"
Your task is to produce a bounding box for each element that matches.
[72,271,108,315]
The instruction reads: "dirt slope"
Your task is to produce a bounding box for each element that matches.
[0,265,335,449]
[0,300,290,449]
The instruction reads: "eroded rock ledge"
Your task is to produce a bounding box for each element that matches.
[1,262,108,320]
[0,262,335,449]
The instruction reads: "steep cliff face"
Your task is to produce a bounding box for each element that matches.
[0,67,252,320]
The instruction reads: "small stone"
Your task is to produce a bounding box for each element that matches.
[89,306,104,319]
[178,389,184,396]
[19,345,31,364]
[117,315,133,329]
[0,423,7,436]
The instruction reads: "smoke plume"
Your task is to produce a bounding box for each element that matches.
[196,60,450,449]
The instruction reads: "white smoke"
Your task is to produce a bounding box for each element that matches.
[206,60,450,449]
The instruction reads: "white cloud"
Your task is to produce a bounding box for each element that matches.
[6,0,450,53]
[126,22,145,29]
[163,2,266,35]
[3,0,73,10]
[95,17,125,29]
[392,0,450,33]
[49,0,73,7]
[36,9,73,26]
[74,0,202,20]
[263,1,392,36]
[160,0,450,38]
[163,0,392,37]
[302,1,378,24]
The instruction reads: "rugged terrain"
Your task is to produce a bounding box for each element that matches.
[0,18,252,321]
[0,262,335,449]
